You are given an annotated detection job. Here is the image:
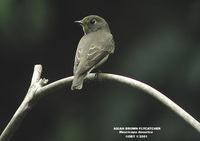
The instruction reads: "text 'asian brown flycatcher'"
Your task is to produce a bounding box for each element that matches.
[71,15,115,90]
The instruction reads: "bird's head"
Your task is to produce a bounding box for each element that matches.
[75,15,110,35]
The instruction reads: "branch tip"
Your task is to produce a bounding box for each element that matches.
[39,78,48,86]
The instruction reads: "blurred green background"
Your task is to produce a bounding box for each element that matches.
[0,0,200,140]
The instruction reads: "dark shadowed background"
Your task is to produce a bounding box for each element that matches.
[0,0,200,140]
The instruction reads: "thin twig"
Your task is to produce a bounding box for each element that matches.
[1,65,200,141]
[37,73,200,132]
[30,64,42,85]
[92,73,200,132]
[0,65,47,141]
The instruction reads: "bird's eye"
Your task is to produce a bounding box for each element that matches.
[90,19,96,24]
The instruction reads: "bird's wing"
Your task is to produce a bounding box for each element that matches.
[86,43,111,66]
[74,33,115,75]
[73,45,82,74]
[84,36,114,71]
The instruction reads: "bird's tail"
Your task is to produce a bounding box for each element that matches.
[71,74,86,90]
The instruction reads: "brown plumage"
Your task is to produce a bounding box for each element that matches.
[71,15,115,90]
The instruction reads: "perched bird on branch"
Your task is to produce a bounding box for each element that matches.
[71,15,115,90]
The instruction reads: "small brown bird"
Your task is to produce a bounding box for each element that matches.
[71,15,115,90]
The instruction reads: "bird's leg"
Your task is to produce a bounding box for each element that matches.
[97,69,102,73]
[94,69,102,78]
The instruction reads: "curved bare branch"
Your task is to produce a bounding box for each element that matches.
[1,65,199,141]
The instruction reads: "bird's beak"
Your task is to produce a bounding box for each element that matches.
[74,20,83,25]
